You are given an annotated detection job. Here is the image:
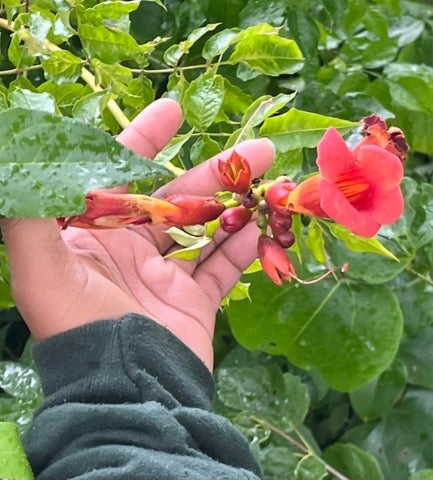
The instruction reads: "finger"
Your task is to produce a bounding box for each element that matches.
[193,221,262,308]
[117,98,183,159]
[153,138,275,199]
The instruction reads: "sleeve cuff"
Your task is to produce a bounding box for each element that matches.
[33,313,215,411]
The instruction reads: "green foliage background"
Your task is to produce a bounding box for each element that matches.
[0,0,432,479]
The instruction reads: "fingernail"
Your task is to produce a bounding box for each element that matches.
[260,137,276,157]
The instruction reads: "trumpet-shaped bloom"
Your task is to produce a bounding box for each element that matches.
[59,192,225,229]
[218,150,252,194]
[286,127,405,237]
[257,234,296,285]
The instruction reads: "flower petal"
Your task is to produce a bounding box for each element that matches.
[317,127,355,182]
[319,180,381,237]
[357,145,403,190]
[370,186,404,225]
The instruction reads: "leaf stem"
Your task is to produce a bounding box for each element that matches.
[0,64,44,75]
[253,417,350,480]
[130,60,233,75]
[406,266,433,286]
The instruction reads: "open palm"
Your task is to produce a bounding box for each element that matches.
[1,99,274,370]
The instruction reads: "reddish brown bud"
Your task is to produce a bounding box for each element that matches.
[218,150,252,194]
[220,206,253,233]
[268,210,293,235]
[274,230,295,249]
[241,192,259,209]
[257,234,296,285]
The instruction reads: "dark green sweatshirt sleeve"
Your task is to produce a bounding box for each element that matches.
[23,314,261,480]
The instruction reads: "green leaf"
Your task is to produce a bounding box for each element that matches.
[323,443,384,480]
[8,33,35,69]
[164,226,206,247]
[37,82,90,109]
[123,76,155,110]
[163,23,220,66]
[305,219,326,264]
[202,27,240,61]
[41,50,83,84]
[9,88,57,114]
[164,235,212,260]
[389,16,425,47]
[286,9,320,58]
[241,93,296,128]
[228,27,304,76]
[78,0,141,30]
[153,130,193,166]
[190,134,221,167]
[403,181,433,249]
[264,149,304,180]
[92,58,132,88]
[228,276,403,391]
[260,108,358,152]
[349,359,407,421]
[294,454,327,480]
[399,326,433,389]
[78,24,153,66]
[409,469,433,480]
[0,362,41,402]
[71,90,110,128]
[290,213,303,263]
[325,235,412,284]
[392,271,433,337]
[0,108,170,217]
[326,222,398,261]
[0,422,34,479]
[183,73,225,130]
[216,365,310,430]
[221,281,251,306]
[344,388,433,480]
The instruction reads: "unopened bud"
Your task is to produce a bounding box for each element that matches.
[268,210,293,235]
[220,206,253,233]
[241,192,259,209]
[274,230,295,248]
[165,195,225,226]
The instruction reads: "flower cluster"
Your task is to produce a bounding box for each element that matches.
[59,115,407,286]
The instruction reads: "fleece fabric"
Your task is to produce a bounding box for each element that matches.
[23,313,261,480]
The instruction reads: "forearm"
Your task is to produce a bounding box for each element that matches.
[23,314,261,480]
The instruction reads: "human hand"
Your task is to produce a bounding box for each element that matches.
[0,98,274,370]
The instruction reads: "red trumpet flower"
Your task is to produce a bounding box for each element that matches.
[279,125,406,238]
[257,234,296,285]
[218,150,252,194]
